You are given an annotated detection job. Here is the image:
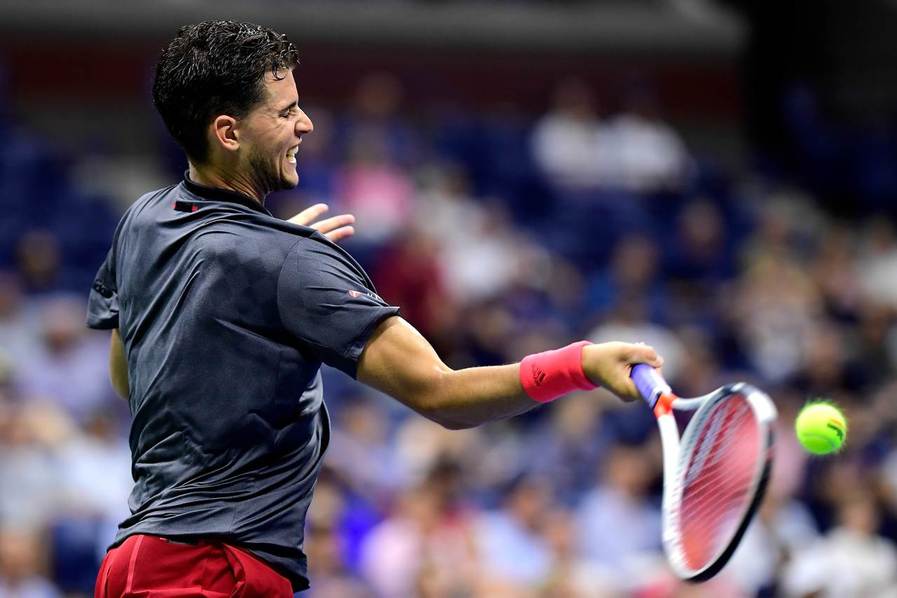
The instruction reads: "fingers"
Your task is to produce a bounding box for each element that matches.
[311,214,356,235]
[286,205,357,243]
[625,343,664,369]
[287,203,329,226]
[583,341,664,403]
[615,380,643,403]
[324,225,356,242]
[615,343,663,402]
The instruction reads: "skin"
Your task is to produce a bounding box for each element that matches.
[109,328,128,399]
[109,68,664,429]
[192,70,305,203]
[356,317,661,429]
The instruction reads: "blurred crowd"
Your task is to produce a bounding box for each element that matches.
[2,71,897,598]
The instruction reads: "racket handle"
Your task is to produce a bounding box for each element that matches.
[631,364,672,410]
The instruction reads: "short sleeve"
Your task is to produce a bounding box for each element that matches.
[86,247,120,330]
[277,240,399,377]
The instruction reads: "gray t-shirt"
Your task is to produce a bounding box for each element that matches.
[87,176,398,591]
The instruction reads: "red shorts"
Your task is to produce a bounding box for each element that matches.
[94,534,293,598]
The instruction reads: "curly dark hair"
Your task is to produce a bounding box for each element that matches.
[152,20,299,164]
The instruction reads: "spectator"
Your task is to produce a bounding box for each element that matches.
[439,204,526,305]
[0,526,61,598]
[339,72,417,167]
[0,271,41,371]
[576,443,662,580]
[473,475,553,590]
[360,481,478,598]
[540,508,619,597]
[17,296,114,423]
[666,199,735,288]
[372,230,449,340]
[856,217,897,308]
[583,235,671,325]
[393,415,485,485]
[783,491,897,597]
[604,87,689,192]
[527,395,608,503]
[531,78,608,192]
[15,232,63,296]
[0,402,72,529]
[327,397,406,500]
[333,135,414,245]
[733,250,822,383]
[304,523,374,598]
[56,409,132,541]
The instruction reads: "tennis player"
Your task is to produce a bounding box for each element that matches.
[89,20,663,597]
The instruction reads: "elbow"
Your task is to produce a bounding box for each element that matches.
[399,367,478,430]
[434,416,475,431]
[413,374,476,430]
[421,405,476,431]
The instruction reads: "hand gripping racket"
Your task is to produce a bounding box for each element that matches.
[630,364,777,582]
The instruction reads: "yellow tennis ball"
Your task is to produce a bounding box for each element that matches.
[795,402,847,455]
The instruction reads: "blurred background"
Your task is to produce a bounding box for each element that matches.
[2,0,897,596]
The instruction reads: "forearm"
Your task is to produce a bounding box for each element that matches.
[407,363,536,430]
[425,342,603,428]
[357,317,537,429]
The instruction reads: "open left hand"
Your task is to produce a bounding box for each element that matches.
[288,203,356,242]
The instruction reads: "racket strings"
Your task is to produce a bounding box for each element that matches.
[673,396,760,571]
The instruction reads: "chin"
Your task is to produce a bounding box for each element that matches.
[274,171,300,191]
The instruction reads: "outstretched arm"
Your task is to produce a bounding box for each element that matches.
[357,316,662,430]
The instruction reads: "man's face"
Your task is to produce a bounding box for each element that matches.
[238,69,313,195]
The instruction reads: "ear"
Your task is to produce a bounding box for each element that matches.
[209,115,240,153]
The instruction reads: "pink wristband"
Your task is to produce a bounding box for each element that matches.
[519,341,597,403]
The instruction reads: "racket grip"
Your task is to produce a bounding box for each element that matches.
[631,364,672,409]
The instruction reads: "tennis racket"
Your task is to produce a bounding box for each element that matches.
[630,364,777,582]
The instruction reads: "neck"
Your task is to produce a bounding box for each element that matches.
[188,162,265,205]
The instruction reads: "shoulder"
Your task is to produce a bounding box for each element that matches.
[106,184,179,252]
[276,235,387,316]
[281,234,374,285]
[115,183,180,233]
[130,183,181,216]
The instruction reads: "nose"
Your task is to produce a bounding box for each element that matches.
[296,108,313,135]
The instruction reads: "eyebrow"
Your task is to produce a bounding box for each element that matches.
[278,98,299,113]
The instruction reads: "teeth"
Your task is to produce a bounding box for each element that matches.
[286,147,298,163]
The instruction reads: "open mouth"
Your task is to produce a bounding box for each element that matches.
[286,145,299,164]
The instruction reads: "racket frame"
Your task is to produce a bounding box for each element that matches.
[631,365,777,582]
[662,384,776,581]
